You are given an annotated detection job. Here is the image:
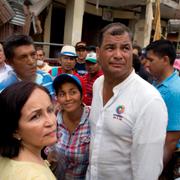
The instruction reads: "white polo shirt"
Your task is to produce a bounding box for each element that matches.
[87,70,167,180]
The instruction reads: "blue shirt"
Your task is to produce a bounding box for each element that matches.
[75,62,87,76]
[0,70,54,96]
[154,71,180,148]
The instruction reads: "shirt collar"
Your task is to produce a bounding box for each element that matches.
[113,69,135,94]
[154,70,178,88]
[57,105,90,126]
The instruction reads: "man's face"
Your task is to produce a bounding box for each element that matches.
[86,61,100,75]
[60,55,76,72]
[36,49,45,67]
[36,49,44,61]
[76,48,87,61]
[9,45,37,81]
[0,43,5,64]
[97,32,133,81]
[145,50,165,79]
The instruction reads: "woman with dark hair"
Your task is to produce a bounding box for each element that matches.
[0,81,57,180]
[46,73,90,180]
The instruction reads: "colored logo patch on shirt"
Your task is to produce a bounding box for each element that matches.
[113,105,125,121]
[116,105,125,114]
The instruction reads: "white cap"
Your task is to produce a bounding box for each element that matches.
[85,52,97,63]
[60,45,78,57]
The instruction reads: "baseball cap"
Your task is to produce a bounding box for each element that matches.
[53,73,82,95]
[75,42,87,51]
[60,45,78,57]
[85,52,97,63]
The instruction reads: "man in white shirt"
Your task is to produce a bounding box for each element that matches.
[0,43,12,81]
[86,23,168,180]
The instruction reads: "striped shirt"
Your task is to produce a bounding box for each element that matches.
[35,70,54,96]
[0,69,54,96]
[83,70,103,106]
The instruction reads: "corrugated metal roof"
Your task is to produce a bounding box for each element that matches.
[168,19,180,33]
[7,0,26,26]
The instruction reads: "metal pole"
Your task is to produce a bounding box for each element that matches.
[34,41,64,47]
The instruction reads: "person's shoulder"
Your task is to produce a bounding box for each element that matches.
[0,156,9,169]
[0,70,18,92]
[36,69,50,76]
[36,70,52,82]
[5,63,12,71]
[133,73,155,89]
[44,62,51,68]
[0,158,37,179]
[133,73,162,98]
[167,78,180,99]
[93,75,104,87]
[169,73,180,89]
[0,159,55,180]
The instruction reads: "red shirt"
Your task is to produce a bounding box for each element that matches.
[83,70,103,106]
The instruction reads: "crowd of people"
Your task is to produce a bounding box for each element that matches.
[0,22,180,180]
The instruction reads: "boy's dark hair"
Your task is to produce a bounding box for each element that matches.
[145,39,176,65]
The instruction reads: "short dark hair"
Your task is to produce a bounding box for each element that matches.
[145,39,176,65]
[3,34,34,62]
[0,81,51,158]
[97,22,133,47]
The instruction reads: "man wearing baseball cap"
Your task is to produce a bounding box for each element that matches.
[75,41,88,76]
[49,45,86,100]
[49,45,78,77]
[83,52,103,105]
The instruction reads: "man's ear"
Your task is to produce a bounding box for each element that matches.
[163,55,170,65]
